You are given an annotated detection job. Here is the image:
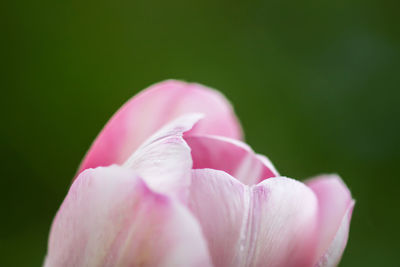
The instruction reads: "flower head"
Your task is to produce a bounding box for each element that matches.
[44,80,354,267]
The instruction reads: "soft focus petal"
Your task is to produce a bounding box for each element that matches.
[189,169,318,267]
[44,166,212,267]
[249,178,318,267]
[306,175,355,267]
[315,203,354,267]
[123,114,202,201]
[255,154,279,177]
[185,135,278,185]
[78,80,243,173]
[189,169,246,267]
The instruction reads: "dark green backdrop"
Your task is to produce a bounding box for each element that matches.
[2,0,399,266]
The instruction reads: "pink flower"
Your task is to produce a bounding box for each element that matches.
[44,80,354,267]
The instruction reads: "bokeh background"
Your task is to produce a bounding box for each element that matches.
[2,0,399,266]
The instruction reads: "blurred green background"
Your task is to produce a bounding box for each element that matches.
[2,0,399,266]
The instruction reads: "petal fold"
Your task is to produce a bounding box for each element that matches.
[78,80,243,173]
[314,203,354,267]
[45,166,212,267]
[123,114,202,201]
[306,175,355,267]
[185,135,278,185]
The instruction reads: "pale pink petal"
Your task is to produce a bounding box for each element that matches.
[189,169,246,267]
[306,175,355,267]
[44,166,212,267]
[185,135,278,185]
[248,178,319,267]
[123,114,202,201]
[78,80,242,173]
[189,169,318,267]
[256,154,279,177]
[315,203,354,267]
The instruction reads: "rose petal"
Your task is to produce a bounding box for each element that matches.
[306,175,355,266]
[78,80,243,173]
[189,169,318,267]
[44,166,212,267]
[185,135,278,185]
[123,114,202,201]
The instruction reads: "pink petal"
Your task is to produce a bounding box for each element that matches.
[249,178,319,267]
[78,80,243,173]
[189,169,318,267]
[306,175,355,267]
[123,114,202,201]
[315,203,354,267]
[185,135,278,185]
[44,166,212,267]
[189,170,246,267]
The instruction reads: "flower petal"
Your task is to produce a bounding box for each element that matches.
[315,203,354,267]
[44,166,212,267]
[189,169,246,267]
[306,175,355,267]
[249,178,318,267]
[78,80,243,173]
[189,169,318,267]
[185,135,278,185]
[123,114,202,201]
